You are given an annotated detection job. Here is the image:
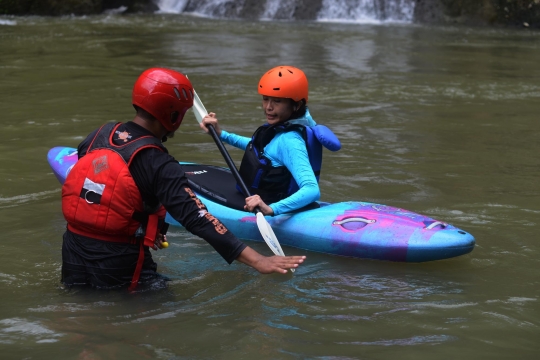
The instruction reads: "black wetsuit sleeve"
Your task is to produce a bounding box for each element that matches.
[130,148,247,264]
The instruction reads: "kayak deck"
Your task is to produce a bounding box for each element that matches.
[172,163,475,262]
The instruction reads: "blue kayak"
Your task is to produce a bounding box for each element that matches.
[48,146,475,262]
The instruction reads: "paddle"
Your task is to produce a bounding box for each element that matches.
[191,89,292,269]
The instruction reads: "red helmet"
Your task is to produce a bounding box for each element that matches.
[132,68,194,132]
[257,66,308,103]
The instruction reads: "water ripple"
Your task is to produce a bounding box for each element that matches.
[0,318,64,344]
[0,189,59,208]
[337,334,456,346]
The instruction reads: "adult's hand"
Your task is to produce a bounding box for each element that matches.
[236,246,305,274]
[200,112,222,136]
[151,234,168,250]
[245,194,274,216]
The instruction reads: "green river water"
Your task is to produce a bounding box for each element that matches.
[0,14,539,359]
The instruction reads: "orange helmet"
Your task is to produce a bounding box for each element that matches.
[132,68,193,132]
[257,66,308,103]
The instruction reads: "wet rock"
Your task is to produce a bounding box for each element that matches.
[414,0,540,28]
[0,0,157,16]
[30,0,102,16]
[0,0,101,16]
[103,1,159,14]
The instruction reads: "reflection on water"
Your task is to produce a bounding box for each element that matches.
[0,14,539,359]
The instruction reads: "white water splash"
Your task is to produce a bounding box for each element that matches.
[0,318,64,344]
[103,6,128,14]
[186,0,242,18]
[157,0,189,14]
[0,19,17,26]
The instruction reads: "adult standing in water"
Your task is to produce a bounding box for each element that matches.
[61,68,306,291]
[200,65,340,216]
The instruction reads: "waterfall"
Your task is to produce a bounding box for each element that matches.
[156,0,415,23]
[261,0,295,20]
[318,0,415,23]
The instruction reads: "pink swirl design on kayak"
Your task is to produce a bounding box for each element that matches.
[329,204,443,261]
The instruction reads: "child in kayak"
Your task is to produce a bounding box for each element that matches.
[200,65,340,216]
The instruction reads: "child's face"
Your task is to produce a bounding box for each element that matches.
[262,96,294,125]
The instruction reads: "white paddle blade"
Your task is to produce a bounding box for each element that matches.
[256,212,295,273]
[191,89,208,124]
[256,212,283,256]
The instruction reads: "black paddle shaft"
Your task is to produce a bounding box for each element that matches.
[206,124,253,199]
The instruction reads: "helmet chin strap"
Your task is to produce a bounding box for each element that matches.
[167,131,175,138]
[161,130,176,143]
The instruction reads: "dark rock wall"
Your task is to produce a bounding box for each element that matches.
[0,0,156,15]
[415,0,540,27]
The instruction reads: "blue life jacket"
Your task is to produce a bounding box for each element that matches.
[238,122,341,204]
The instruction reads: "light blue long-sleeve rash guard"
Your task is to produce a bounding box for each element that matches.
[219,108,320,215]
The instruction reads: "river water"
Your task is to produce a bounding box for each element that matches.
[0,13,539,359]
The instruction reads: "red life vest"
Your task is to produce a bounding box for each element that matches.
[62,122,167,290]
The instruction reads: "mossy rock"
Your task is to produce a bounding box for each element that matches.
[416,0,540,27]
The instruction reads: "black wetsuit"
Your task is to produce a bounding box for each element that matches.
[61,121,246,289]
